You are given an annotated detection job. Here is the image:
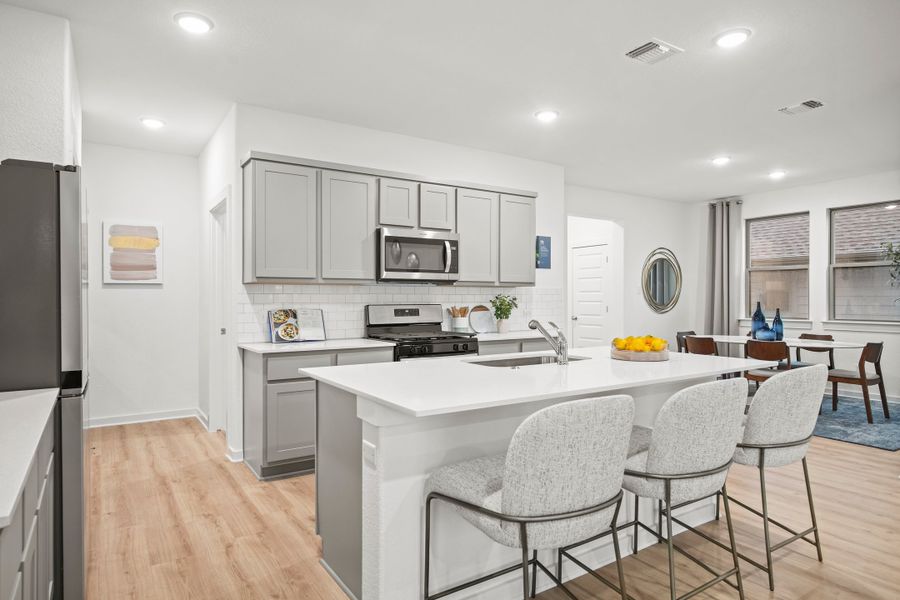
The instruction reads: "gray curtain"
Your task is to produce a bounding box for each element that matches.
[705,198,742,336]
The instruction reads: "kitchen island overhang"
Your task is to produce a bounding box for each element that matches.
[303,347,775,600]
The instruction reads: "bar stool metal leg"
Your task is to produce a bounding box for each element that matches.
[530,550,537,598]
[721,484,746,600]
[520,523,530,600]
[424,495,433,599]
[758,449,775,591]
[610,498,629,600]
[632,494,639,555]
[802,457,824,562]
[664,481,676,600]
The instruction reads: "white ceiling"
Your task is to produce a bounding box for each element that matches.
[9,0,900,201]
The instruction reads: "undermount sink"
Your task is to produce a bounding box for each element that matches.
[470,355,589,368]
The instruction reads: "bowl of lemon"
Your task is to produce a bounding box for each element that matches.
[611,335,670,362]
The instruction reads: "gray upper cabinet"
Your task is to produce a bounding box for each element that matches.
[419,184,456,230]
[245,161,317,281]
[378,179,418,227]
[321,171,377,280]
[266,380,316,463]
[456,189,499,283]
[499,194,536,284]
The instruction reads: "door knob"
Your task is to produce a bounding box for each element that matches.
[571,316,578,321]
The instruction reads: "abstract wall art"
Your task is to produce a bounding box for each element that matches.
[103,222,163,284]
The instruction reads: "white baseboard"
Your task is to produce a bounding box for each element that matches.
[88,407,208,429]
[226,446,244,462]
[196,407,209,430]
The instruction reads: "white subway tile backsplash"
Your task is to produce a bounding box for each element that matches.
[234,283,563,343]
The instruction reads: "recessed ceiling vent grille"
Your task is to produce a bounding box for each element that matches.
[625,39,684,65]
[778,99,824,116]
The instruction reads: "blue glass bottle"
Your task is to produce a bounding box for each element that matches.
[751,301,766,340]
[772,308,784,341]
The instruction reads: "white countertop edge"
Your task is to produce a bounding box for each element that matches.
[0,388,58,529]
[238,338,395,354]
[302,352,776,418]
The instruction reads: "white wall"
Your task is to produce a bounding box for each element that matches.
[199,103,568,455]
[738,169,900,399]
[566,185,707,343]
[83,142,201,426]
[0,3,81,164]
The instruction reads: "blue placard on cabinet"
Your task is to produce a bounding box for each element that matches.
[536,236,551,269]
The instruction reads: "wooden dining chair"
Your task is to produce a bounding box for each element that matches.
[675,330,696,353]
[793,333,835,369]
[827,342,889,424]
[745,340,791,385]
[685,336,718,356]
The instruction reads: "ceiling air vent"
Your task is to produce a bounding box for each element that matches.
[625,39,684,65]
[778,99,824,116]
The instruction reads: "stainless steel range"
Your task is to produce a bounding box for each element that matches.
[365,304,478,360]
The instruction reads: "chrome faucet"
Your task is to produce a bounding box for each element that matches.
[528,320,569,365]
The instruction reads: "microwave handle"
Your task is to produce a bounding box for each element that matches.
[444,240,452,273]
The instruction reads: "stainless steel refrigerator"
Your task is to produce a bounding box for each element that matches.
[0,159,88,599]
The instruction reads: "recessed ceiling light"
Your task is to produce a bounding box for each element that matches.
[711,156,731,166]
[886,204,898,210]
[140,117,166,130]
[534,110,559,123]
[768,170,787,180]
[715,29,751,49]
[175,12,214,34]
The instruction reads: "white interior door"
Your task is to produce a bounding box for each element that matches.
[209,202,227,432]
[571,245,611,347]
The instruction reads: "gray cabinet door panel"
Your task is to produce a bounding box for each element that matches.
[378,179,418,227]
[419,184,456,230]
[335,349,395,365]
[499,194,536,284]
[456,189,499,283]
[254,161,318,279]
[321,171,377,280]
[266,353,335,381]
[37,455,53,600]
[21,516,37,600]
[266,380,317,463]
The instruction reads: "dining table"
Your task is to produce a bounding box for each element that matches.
[689,334,865,350]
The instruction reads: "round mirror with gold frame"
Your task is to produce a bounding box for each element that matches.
[641,248,682,313]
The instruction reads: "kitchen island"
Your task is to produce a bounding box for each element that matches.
[302,347,773,600]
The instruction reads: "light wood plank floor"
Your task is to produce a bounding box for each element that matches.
[88,418,900,599]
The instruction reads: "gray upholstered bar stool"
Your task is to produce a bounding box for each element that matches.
[423,395,634,600]
[562,378,749,600]
[683,365,828,591]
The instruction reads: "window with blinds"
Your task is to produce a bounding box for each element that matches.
[746,213,810,318]
[830,202,900,321]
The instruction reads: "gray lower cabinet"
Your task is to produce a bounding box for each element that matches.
[243,160,318,282]
[242,346,394,479]
[321,171,377,280]
[499,194,536,284]
[266,380,316,463]
[456,188,500,283]
[0,411,54,600]
[478,337,553,355]
[378,178,418,227]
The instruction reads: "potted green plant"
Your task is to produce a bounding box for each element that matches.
[883,242,900,304]
[490,294,518,333]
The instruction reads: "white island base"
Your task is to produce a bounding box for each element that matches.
[306,348,772,600]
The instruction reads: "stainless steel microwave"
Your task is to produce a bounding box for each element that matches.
[377,227,459,283]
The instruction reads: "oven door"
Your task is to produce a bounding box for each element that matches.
[378,227,459,282]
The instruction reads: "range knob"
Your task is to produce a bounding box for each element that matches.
[462,343,469,351]
[453,344,459,351]
[426,346,433,353]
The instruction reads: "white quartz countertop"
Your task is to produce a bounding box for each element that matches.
[475,330,554,342]
[301,347,775,417]
[238,338,395,354]
[0,388,57,529]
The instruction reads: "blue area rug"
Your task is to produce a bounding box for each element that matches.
[814,395,899,451]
